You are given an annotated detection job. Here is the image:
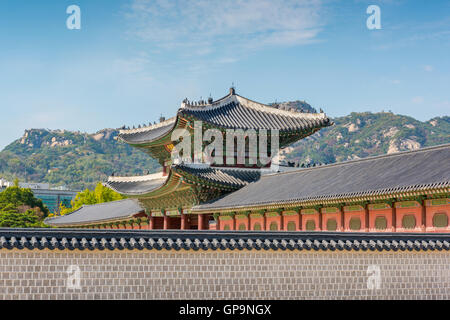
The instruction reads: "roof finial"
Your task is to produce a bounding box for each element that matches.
[230,83,235,95]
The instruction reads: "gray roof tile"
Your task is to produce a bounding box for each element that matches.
[193,144,450,211]
[104,165,262,196]
[173,164,261,189]
[179,97,332,132]
[0,229,448,251]
[118,118,176,144]
[45,199,144,226]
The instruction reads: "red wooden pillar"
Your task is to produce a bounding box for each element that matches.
[216,214,220,230]
[149,217,155,230]
[181,213,186,230]
[163,211,169,230]
[340,206,344,232]
[298,210,302,231]
[198,214,205,230]
[392,204,397,232]
[364,204,370,232]
[318,209,322,231]
[421,199,427,232]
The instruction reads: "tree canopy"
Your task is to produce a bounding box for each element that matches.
[57,182,125,216]
[0,185,50,228]
[0,211,45,228]
[0,186,49,216]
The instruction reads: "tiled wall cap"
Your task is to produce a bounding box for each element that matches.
[0,229,449,251]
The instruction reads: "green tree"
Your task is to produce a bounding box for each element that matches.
[59,182,125,215]
[0,185,50,228]
[0,210,47,228]
[0,186,49,216]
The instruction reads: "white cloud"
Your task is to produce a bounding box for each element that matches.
[411,96,424,104]
[423,65,433,72]
[389,79,401,85]
[113,55,150,74]
[125,0,324,56]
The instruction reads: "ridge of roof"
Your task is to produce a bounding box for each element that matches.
[107,172,165,183]
[180,91,328,120]
[177,163,269,173]
[118,116,177,135]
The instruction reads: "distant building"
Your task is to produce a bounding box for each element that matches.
[0,180,78,214]
[19,182,50,190]
[0,178,12,188]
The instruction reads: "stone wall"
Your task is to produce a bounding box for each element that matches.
[0,249,448,300]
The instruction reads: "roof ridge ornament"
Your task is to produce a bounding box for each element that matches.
[119,116,176,135]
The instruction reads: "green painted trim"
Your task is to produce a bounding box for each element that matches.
[344,205,364,212]
[301,208,318,215]
[369,203,391,210]
[430,198,449,206]
[165,209,181,216]
[220,212,236,217]
[322,207,338,213]
[151,212,164,217]
[282,211,299,216]
[265,212,280,217]
[395,200,420,208]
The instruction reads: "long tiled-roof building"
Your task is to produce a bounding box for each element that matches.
[45,89,449,233]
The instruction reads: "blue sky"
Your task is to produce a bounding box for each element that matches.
[0,0,449,150]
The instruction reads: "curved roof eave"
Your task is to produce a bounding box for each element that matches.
[104,172,170,197]
[44,199,145,227]
[117,116,178,145]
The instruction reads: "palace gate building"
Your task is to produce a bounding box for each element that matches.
[45,89,450,233]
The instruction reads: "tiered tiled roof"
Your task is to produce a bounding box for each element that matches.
[172,164,261,189]
[178,90,331,131]
[193,144,450,212]
[117,88,332,146]
[103,164,262,197]
[105,172,168,196]
[1,229,448,251]
[44,199,144,227]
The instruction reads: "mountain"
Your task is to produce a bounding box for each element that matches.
[0,110,448,190]
[0,128,159,190]
[280,112,450,165]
